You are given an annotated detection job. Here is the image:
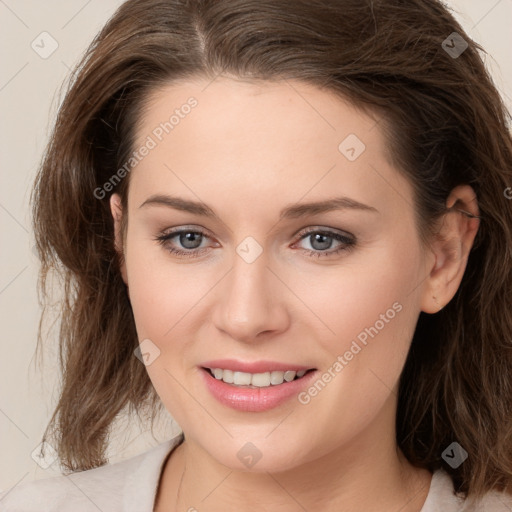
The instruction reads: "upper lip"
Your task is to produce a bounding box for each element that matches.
[200,359,316,374]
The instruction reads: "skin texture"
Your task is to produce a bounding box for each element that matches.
[110,77,480,511]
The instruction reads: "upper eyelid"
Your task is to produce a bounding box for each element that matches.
[160,225,353,236]
[294,225,354,237]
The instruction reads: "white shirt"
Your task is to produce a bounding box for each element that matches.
[1,432,511,511]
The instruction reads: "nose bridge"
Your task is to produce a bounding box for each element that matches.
[213,237,287,341]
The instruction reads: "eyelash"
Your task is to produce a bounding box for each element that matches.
[154,227,356,259]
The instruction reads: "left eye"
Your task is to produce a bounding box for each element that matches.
[295,229,356,257]
[154,227,356,259]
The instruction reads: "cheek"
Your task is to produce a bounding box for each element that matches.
[303,236,423,387]
[124,241,207,413]
[286,241,422,447]
[124,234,206,340]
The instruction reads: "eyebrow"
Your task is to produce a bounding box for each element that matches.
[138,194,379,220]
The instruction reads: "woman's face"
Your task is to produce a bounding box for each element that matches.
[111,77,435,471]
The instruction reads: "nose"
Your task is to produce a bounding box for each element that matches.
[212,246,290,344]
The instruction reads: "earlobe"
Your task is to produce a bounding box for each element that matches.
[420,185,480,314]
[109,193,128,285]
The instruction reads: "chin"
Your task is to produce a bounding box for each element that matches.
[198,434,309,473]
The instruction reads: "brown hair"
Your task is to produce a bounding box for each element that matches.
[32,0,512,502]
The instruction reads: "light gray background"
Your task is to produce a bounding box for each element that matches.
[1,0,511,491]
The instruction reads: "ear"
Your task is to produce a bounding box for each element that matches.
[420,184,480,314]
[110,193,128,285]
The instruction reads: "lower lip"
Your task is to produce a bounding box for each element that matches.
[200,367,317,412]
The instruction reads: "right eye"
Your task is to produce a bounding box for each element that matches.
[154,227,214,258]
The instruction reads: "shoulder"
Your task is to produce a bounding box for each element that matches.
[0,433,184,512]
[422,469,512,512]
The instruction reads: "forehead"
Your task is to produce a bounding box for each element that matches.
[128,77,413,222]
[136,76,382,153]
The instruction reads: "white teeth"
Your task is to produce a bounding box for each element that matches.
[270,371,285,385]
[251,372,271,387]
[233,371,252,385]
[283,370,296,382]
[209,368,311,387]
[222,369,234,383]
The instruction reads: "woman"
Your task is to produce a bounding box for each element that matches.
[2,0,512,510]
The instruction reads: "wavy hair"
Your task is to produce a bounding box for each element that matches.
[32,0,512,502]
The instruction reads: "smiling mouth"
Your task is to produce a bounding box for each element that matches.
[202,367,316,388]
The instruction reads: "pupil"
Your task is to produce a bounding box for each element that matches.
[312,233,331,250]
[181,232,202,249]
